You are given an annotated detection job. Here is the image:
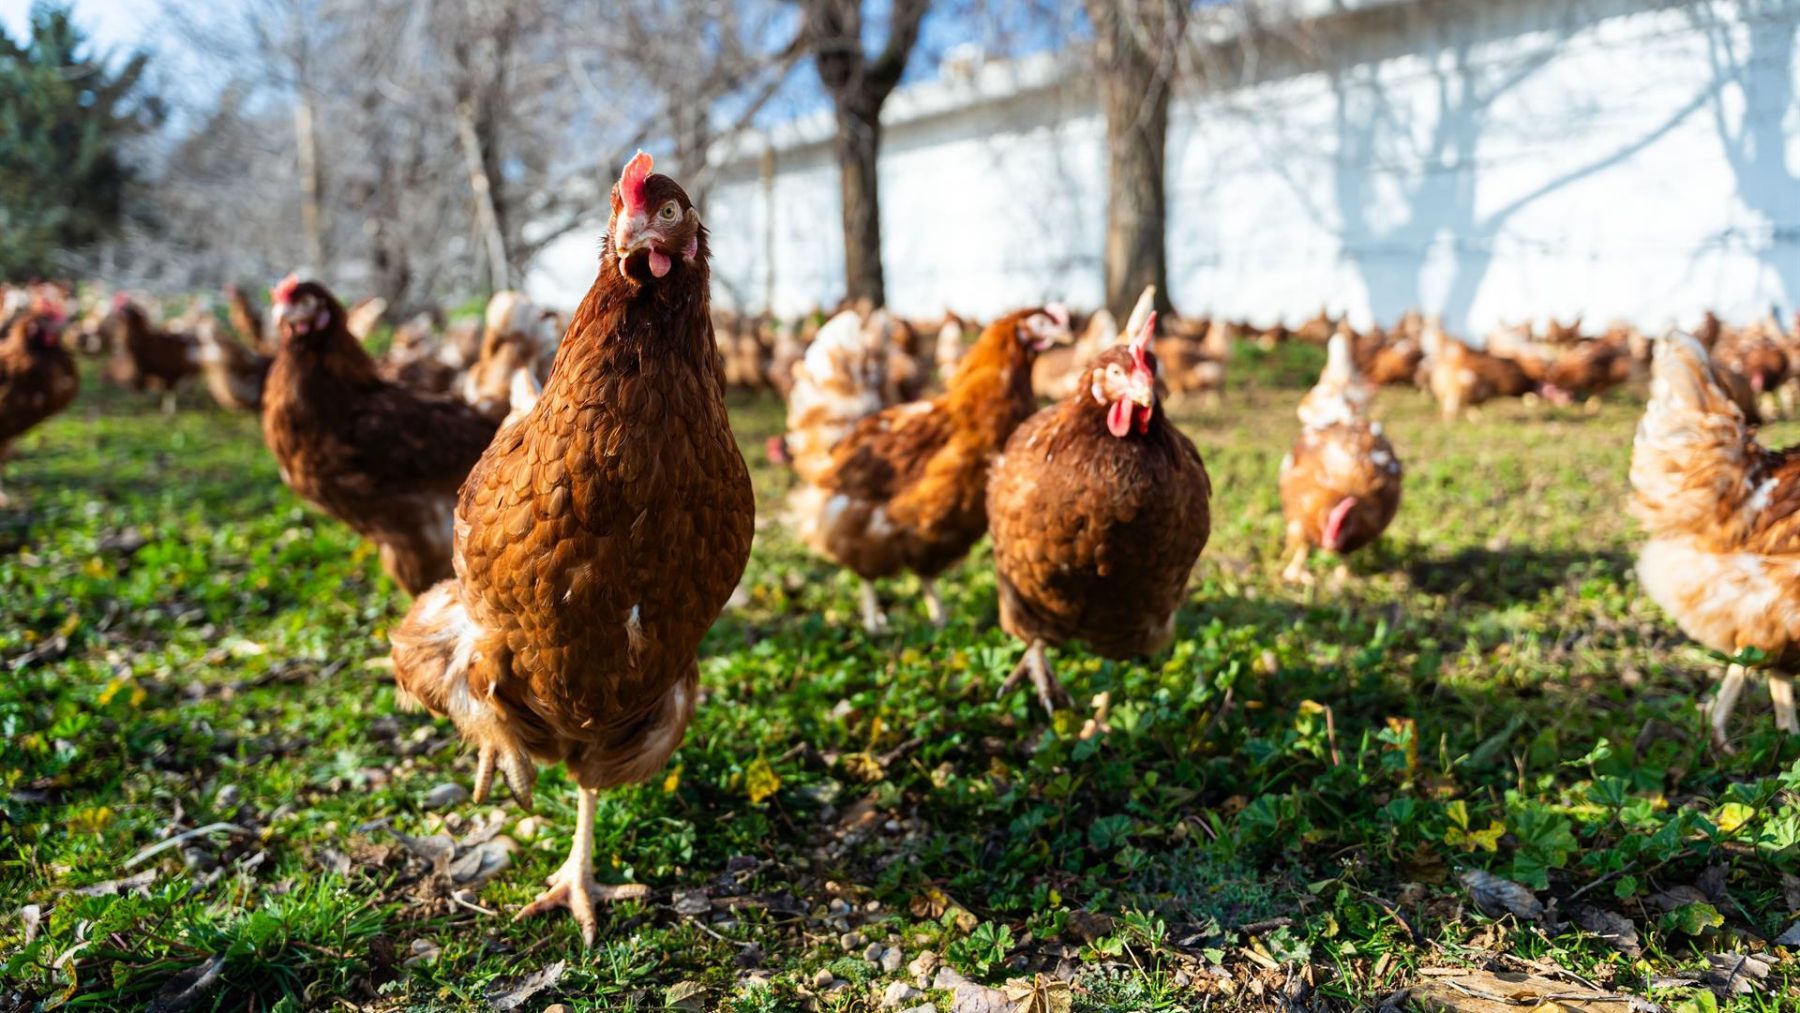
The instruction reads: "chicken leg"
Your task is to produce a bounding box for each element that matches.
[1772,672,1797,735]
[859,580,888,634]
[515,786,647,946]
[1279,540,1313,586]
[921,577,946,627]
[1710,664,1750,750]
[998,639,1071,716]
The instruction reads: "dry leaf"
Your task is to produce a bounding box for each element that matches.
[1704,953,1770,996]
[1003,974,1073,1013]
[1459,869,1543,920]
[146,955,225,1013]
[486,960,566,1011]
[1571,905,1641,957]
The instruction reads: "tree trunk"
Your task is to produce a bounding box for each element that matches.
[834,98,885,308]
[294,91,325,274]
[1089,0,1182,322]
[456,99,511,294]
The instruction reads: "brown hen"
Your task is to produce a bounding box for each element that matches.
[261,276,500,595]
[389,152,755,945]
[1631,332,1800,746]
[1279,332,1402,583]
[0,304,79,507]
[987,312,1212,714]
[789,305,1068,631]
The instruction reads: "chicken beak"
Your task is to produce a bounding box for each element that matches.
[1128,370,1155,408]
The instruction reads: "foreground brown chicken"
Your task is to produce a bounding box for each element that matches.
[0,304,78,506]
[390,153,754,945]
[1279,332,1403,583]
[790,306,1068,631]
[1631,333,1800,746]
[987,313,1211,714]
[261,276,499,594]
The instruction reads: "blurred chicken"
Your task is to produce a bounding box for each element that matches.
[193,316,272,412]
[1032,287,1154,401]
[934,313,970,385]
[791,307,1069,631]
[345,296,388,342]
[380,313,465,395]
[987,312,1211,714]
[1631,333,1800,746]
[1426,321,1535,420]
[0,299,78,507]
[1279,332,1402,583]
[390,153,753,945]
[780,309,889,482]
[225,283,275,355]
[461,291,562,421]
[261,276,499,594]
[99,296,199,414]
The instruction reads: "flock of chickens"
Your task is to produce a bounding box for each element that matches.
[3,152,1799,943]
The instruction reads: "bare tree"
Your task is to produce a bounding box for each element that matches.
[1087,0,1186,320]
[795,0,932,307]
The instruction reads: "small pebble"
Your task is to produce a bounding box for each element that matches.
[513,816,540,841]
[839,930,865,951]
[882,981,922,1008]
[863,942,884,964]
[812,968,834,990]
[881,947,904,974]
[214,784,241,809]
[909,951,941,984]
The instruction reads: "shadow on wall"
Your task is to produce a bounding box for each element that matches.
[1324,0,1748,334]
[1690,0,1800,315]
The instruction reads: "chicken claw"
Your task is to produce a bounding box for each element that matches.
[998,639,1071,716]
[1279,543,1314,586]
[470,743,537,812]
[514,786,646,946]
[1772,673,1797,735]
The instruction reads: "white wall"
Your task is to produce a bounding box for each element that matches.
[528,0,1800,336]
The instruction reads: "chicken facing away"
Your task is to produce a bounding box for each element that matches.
[261,276,500,594]
[1278,332,1402,583]
[789,306,1069,632]
[389,152,755,945]
[0,302,79,507]
[1631,332,1800,746]
[987,312,1212,714]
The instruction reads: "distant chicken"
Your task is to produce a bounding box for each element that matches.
[462,291,562,421]
[0,302,78,507]
[224,283,275,356]
[390,152,754,944]
[1426,323,1535,420]
[987,312,1212,714]
[1279,333,1402,583]
[381,313,465,395]
[1631,333,1800,745]
[193,317,272,412]
[100,296,199,413]
[781,309,891,484]
[261,276,499,594]
[790,306,1069,631]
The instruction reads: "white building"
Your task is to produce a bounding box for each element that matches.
[528,0,1800,336]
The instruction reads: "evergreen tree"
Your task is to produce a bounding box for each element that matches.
[0,2,160,279]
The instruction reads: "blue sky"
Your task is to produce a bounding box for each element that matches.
[0,0,159,54]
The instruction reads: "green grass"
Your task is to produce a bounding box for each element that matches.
[2,358,1797,1011]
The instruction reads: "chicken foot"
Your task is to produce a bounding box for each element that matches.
[515,786,648,946]
[998,639,1071,716]
[1279,541,1313,586]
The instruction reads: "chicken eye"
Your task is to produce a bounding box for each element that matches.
[657,201,679,222]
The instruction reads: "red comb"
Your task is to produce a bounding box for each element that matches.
[1131,311,1157,373]
[111,292,130,311]
[619,150,653,214]
[272,274,300,305]
[30,292,67,324]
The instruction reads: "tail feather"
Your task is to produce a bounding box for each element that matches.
[1630,332,1757,540]
[390,581,538,810]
